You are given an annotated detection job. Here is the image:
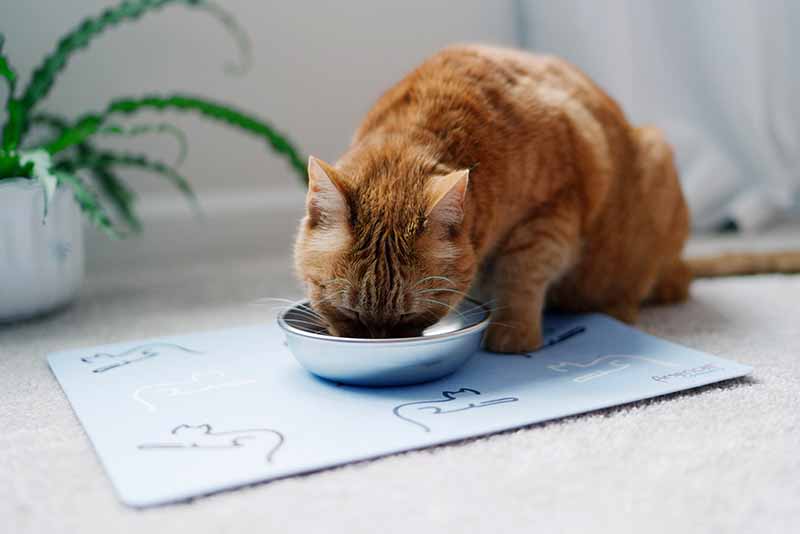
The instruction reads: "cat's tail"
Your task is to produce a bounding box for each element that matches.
[686,250,800,278]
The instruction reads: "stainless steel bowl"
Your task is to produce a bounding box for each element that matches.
[277,297,490,387]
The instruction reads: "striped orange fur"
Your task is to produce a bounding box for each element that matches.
[294,44,693,352]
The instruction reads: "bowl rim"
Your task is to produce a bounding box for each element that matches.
[277,297,491,345]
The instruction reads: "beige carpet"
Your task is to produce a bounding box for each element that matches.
[2,211,799,534]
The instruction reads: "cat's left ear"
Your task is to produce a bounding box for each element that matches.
[425,169,469,226]
[306,156,350,226]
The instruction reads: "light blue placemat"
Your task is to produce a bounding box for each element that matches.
[48,314,752,507]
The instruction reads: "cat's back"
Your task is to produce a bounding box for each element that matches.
[356,43,628,143]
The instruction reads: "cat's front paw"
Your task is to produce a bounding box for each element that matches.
[485,323,542,354]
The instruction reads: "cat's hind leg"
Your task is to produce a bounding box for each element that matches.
[634,126,691,306]
[484,195,581,353]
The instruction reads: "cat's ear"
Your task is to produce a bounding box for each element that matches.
[306,156,350,226]
[425,169,469,226]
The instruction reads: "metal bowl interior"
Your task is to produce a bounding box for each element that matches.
[278,297,490,343]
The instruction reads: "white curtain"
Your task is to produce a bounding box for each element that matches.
[517,0,800,231]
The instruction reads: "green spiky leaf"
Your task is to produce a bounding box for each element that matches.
[0,35,17,96]
[13,0,250,142]
[110,95,306,179]
[74,139,141,232]
[35,114,188,167]
[98,122,188,166]
[89,150,195,204]
[0,34,23,153]
[31,112,69,132]
[59,148,197,208]
[34,114,182,231]
[89,165,141,232]
[44,94,307,182]
[42,115,103,154]
[195,1,252,76]
[34,116,141,232]
[0,150,33,178]
[55,171,119,238]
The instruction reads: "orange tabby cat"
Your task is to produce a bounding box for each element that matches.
[293,44,798,352]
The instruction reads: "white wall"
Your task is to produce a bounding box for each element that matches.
[1,0,516,206]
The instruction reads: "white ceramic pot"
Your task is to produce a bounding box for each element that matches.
[0,178,84,322]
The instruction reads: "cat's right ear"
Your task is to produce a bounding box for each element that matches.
[425,169,469,226]
[306,156,350,227]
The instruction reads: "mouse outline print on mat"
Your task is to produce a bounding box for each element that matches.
[132,370,257,412]
[137,424,285,463]
[81,343,201,373]
[393,388,519,432]
[547,354,681,383]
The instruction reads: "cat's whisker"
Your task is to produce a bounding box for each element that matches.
[322,277,353,288]
[420,309,440,322]
[284,318,328,330]
[468,304,508,313]
[251,296,329,324]
[283,315,324,325]
[466,308,496,318]
[415,287,471,298]
[459,300,503,315]
[267,308,328,328]
[297,301,326,314]
[486,321,519,330]
[264,300,325,317]
[253,300,326,319]
[251,296,304,306]
[412,275,455,288]
[470,308,508,318]
[283,307,326,322]
[418,297,467,321]
[314,289,349,307]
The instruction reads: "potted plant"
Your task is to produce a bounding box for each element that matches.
[0,0,306,322]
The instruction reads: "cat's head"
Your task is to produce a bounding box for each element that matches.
[294,156,476,338]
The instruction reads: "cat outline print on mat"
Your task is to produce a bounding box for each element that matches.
[547,354,681,383]
[81,343,201,373]
[132,370,257,412]
[137,424,284,463]
[393,388,519,432]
